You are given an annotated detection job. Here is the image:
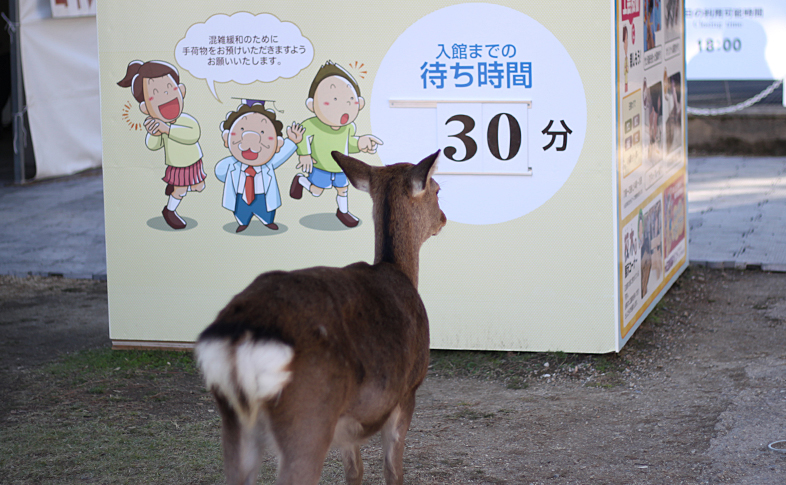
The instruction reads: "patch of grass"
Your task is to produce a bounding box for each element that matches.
[593,356,615,373]
[429,350,533,382]
[440,458,465,467]
[0,414,230,484]
[47,348,197,376]
[549,351,567,363]
[429,349,623,388]
[505,377,528,390]
[1,347,238,484]
[452,408,484,420]
[647,306,663,324]
[585,382,616,389]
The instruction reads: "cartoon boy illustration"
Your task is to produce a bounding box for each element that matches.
[289,61,383,227]
[117,60,205,230]
[215,100,305,232]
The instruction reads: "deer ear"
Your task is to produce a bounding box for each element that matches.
[332,151,372,193]
[411,150,440,196]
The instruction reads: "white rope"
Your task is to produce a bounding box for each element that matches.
[686,79,783,116]
[13,107,28,155]
[1,12,17,34]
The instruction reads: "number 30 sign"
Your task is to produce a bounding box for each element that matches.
[389,100,532,175]
[436,101,530,175]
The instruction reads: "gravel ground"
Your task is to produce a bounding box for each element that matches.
[1,266,785,484]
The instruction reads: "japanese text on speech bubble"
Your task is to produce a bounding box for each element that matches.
[175,12,314,100]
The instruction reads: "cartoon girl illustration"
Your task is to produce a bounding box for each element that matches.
[117,60,205,230]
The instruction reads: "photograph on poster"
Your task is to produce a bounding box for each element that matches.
[664,70,682,155]
[642,78,663,185]
[621,213,643,323]
[644,0,662,52]
[640,197,664,299]
[663,0,682,43]
[622,193,664,324]
[663,176,687,273]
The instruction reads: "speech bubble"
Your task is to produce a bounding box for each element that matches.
[175,12,314,100]
[621,0,640,24]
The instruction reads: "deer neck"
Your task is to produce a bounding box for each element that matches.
[374,195,421,288]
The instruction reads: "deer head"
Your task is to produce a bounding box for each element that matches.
[332,150,447,288]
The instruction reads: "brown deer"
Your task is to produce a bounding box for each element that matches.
[195,150,446,485]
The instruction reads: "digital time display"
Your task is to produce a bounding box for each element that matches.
[696,37,742,52]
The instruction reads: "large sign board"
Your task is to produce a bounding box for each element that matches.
[98,1,687,353]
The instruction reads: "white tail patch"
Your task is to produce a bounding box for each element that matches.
[235,340,294,401]
[195,339,234,393]
[196,339,294,415]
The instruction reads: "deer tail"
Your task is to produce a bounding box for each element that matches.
[195,337,294,423]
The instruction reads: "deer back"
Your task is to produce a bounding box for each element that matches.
[200,261,430,397]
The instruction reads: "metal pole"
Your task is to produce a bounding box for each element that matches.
[9,0,25,183]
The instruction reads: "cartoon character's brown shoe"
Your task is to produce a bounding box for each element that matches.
[336,209,359,228]
[165,184,174,196]
[289,174,303,199]
[236,224,248,233]
[162,207,186,230]
[265,222,279,230]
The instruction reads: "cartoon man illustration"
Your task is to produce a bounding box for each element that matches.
[117,60,205,230]
[289,61,383,227]
[215,100,305,232]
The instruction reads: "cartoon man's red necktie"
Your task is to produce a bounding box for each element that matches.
[244,166,256,205]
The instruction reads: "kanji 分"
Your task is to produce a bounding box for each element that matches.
[542,120,572,151]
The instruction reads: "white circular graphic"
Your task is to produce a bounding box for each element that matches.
[371,3,587,225]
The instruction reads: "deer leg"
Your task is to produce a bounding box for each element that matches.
[340,444,364,485]
[381,396,416,485]
[214,392,265,485]
[271,399,337,485]
[273,426,333,485]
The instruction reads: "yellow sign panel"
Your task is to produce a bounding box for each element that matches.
[616,0,688,342]
[98,1,686,353]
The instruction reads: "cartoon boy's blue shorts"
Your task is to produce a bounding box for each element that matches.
[308,167,348,189]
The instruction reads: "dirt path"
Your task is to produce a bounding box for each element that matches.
[1,268,785,484]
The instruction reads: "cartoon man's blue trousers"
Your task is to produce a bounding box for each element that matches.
[234,193,275,226]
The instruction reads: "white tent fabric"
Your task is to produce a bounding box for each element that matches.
[19,0,101,179]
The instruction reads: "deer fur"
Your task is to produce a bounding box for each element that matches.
[195,150,446,485]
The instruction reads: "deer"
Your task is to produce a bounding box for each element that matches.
[195,150,446,485]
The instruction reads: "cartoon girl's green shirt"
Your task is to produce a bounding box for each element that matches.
[145,113,203,168]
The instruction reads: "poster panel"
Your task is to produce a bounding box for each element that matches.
[616,0,688,343]
[685,1,786,80]
[99,1,619,352]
